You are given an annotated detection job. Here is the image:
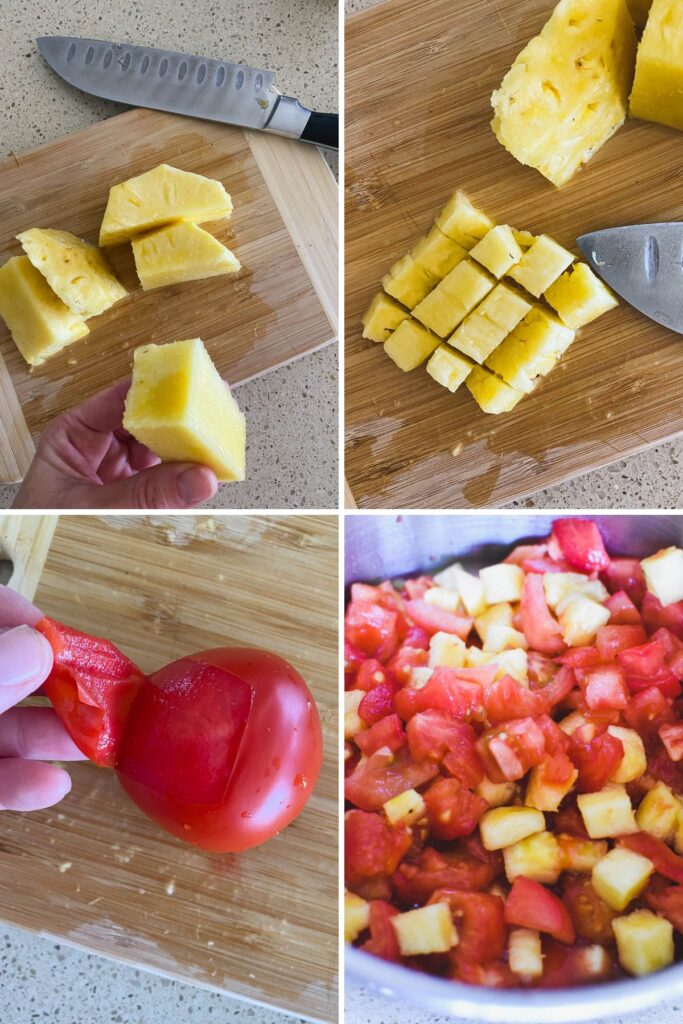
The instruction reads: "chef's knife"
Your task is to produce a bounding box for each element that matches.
[578,223,683,335]
[36,36,338,150]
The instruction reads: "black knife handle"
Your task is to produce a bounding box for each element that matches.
[301,111,338,150]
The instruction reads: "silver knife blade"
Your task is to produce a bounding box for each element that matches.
[36,36,309,137]
[577,223,683,335]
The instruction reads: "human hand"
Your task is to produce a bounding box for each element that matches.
[13,379,219,509]
[0,586,86,811]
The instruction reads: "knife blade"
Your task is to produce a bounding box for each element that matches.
[577,223,683,335]
[36,36,338,149]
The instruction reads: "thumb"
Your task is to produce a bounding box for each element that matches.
[89,463,218,509]
[0,626,54,714]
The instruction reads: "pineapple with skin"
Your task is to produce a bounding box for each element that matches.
[362,291,410,343]
[132,222,240,291]
[17,228,126,318]
[436,191,494,248]
[411,227,467,280]
[630,0,683,131]
[507,235,575,298]
[426,345,474,393]
[413,260,494,338]
[467,365,525,414]
[384,318,441,372]
[448,283,532,364]
[470,226,524,279]
[486,306,575,393]
[99,164,233,247]
[383,254,438,309]
[491,0,637,188]
[544,263,619,328]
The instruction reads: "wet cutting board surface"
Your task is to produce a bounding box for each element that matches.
[345,0,683,509]
[0,108,337,482]
[0,515,338,1023]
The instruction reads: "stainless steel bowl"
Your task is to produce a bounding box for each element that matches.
[345,513,683,1023]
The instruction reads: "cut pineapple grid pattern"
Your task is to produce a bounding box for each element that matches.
[362,191,619,415]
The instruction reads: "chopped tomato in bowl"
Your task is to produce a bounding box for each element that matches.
[345,518,683,1000]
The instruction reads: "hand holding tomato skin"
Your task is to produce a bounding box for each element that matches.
[36,618,323,852]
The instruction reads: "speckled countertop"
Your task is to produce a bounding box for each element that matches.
[0,0,338,511]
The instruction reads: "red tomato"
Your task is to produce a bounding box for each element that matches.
[504,877,575,944]
[660,722,683,762]
[392,847,498,905]
[552,519,609,574]
[477,717,546,783]
[618,638,681,699]
[596,624,647,659]
[504,542,549,566]
[406,710,484,787]
[386,645,428,684]
[568,726,624,793]
[527,651,558,687]
[345,600,398,662]
[602,557,646,604]
[355,713,406,756]
[619,833,683,883]
[484,674,549,724]
[557,646,603,670]
[358,681,397,724]
[345,641,366,687]
[360,900,400,961]
[345,809,412,888]
[450,959,516,988]
[581,664,629,711]
[536,667,577,712]
[553,801,589,838]
[344,747,438,812]
[402,576,433,601]
[604,591,642,626]
[430,889,506,961]
[422,777,488,840]
[520,574,565,656]
[404,600,473,640]
[645,885,683,933]
[642,592,683,641]
[394,667,486,722]
[623,686,676,741]
[355,658,391,692]
[540,939,615,988]
[562,875,617,943]
[648,746,683,794]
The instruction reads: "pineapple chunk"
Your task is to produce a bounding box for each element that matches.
[558,711,589,736]
[613,909,674,976]
[132,222,240,291]
[483,625,527,653]
[491,0,637,188]
[544,263,618,329]
[557,834,608,872]
[345,891,371,943]
[384,318,440,371]
[608,726,647,784]
[411,226,467,279]
[467,366,525,414]
[636,780,681,840]
[476,776,516,808]
[431,563,463,590]
[413,260,494,338]
[384,788,427,826]
[470,225,523,279]
[123,338,245,482]
[488,648,528,683]
[630,0,683,131]
[592,847,654,910]
[383,254,438,309]
[480,564,524,604]
[558,595,610,646]
[507,235,575,298]
[486,305,575,394]
[344,690,365,739]
[435,191,494,248]
[577,783,638,838]
[0,255,88,366]
[391,902,458,956]
[641,546,683,606]
[514,229,537,250]
[429,631,467,669]
[17,228,126,318]
[543,572,608,612]
[627,0,654,29]
[475,602,514,640]
[480,806,545,850]
[525,760,578,812]
[503,830,562,884]
[426,345,474,393]
[424,586,462,613]
[99,163,232,247]
[434,564,486,616]
[361,291,409,343]
[448,284,532,364]
[410,666,434,689]
[508,928,544,981]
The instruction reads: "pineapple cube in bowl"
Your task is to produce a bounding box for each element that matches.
[391,903,458,956]
[132,222,240,291]
[426,345,474,393]
[435,191,494,248]
[613,909,674,976]
[544,263,619,328]
[345,891,370,943]
[509,928,544,982]
[362,291,410,343]
[383,254,438,309]
[503,830,562,884]
[630,0,683,131]
[413,260,494,338]
[640,546,683,606]
[467,365,525,414]
[384,319,440,371]
[448,284,532,364]
[470,226,523,279]
[635,780,681,840]
[577,783,638,838]
[591,846,654,910]
[480,806,545,850]
[507,235,575,298]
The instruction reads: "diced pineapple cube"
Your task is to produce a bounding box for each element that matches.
[486,306,575,393]
[543,572,609,612]
[504,830,562,884]
[475,602,514,641]
[592,847,654,911]
[489,648,528,683]
[383,788,427,826]
[467,365,525,414]
[383,254,438,309]
[424,586,462,613]
[608,726,647,784]
[440,565,487,616]
[557,834,608,872]
[429,631,467,669]
[613,909,674,976]
[448,284,532,364]
[480,806,545,850]
[636,781,681,841]
[132,221,240,291]
[413,260,494,338]
[630,0,683,132]
[361,291,410,343]
[432,563,463,590]
[483,625,528,653]
[508,928,544,981]
[525,761,578,812]
[508,235,575,298]
[435,191,494,248]
[411,226,467,280]
[480,564,524,604]
[558,595,610,646]
[345,890,370,942]
[410,666,434,689]
[544,263,618,329]
[426,345,474,393]
[384,318,440,372]
[558,711,589,736]
[482,284,535,332]
[345,690,366,739]
[391,902,458,956]
[513,229,537,250]
[470,225,523,279]
[476,776,516,808]
[577,784,638,839]
[640,547,683,607]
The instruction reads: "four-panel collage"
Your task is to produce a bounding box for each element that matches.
[0,1,682,1024]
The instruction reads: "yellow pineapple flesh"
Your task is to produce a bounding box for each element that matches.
[436,191,494,248]
[485,306,575,393]
[411,227,467,280]
[132,222,240,291]
[384,318,440,371]
[508,234,575,298]
[412,260,494,338]
[467,365,525,414]
[544,262,619,328]
[630,0,683,131]
[383,254,438,309]
[470,225,523,279]
[448,284,531,364]
[99,164,233,247]
[491,0,637,187]
[362,292,410,343]
[426,344,474,392]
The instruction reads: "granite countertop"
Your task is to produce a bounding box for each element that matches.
[0,0,338,511]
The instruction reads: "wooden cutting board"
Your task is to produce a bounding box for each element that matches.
[0,108,338,483]
[345,0,683,509]
[0,515,338,1023]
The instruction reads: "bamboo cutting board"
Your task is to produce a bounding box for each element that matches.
[345,0,683,509]
[0,515,338,1023]
[0,108,338,483]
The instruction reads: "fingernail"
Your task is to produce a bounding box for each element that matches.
[177,467,215,504]
[0,625,53,687]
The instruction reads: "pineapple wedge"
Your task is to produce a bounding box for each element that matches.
[0,256,88,366]
[613,909,674,976]
[100,164,233,247]
[413,260,494,338]
[627,0,654,28]
[630,0,683,131]
[480,806,545,850]
[123,338,246,482]
[449,284,532,364]
[391,903,458,956]
[362,291,410,343]
[132,222,240,291]
[17,228,126,318]
[486,306,575,393]
[592,846,654,910]
[345,891,370,943]
[435,191,494,248]
[491,0,637,188]
[470,225,523,279]
[384,318,440,371]
[426,345,474,393]
[467,366,525,414]
[544,263,619,328]
[508,235,575,298]
[503,830,563,884]
[411,227,467,279]
[383,254,438,309]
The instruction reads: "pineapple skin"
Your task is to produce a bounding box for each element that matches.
[362,291,410,343]
[132,222,240,291]
[630,0,683,131]
[384,318,440,371]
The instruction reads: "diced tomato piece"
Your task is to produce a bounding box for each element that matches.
[345,809,412,888]
[568,727,624,793]
[539,939,615,988]
[562,875,617,944]
[650,628,683,679]
[523,557,572,575]
[404,600,473,640]
[552,519,609,574]
[355,659,391,692]
[386,645,428,685]
[423,777,488,840]
[345,600,398,662]
[403,626,430,650]
[602,557,646,605]
[504,877,575,944]
[538,667,577,712]
[623,686,676,741]
[553,801,589,839]
[504,542,549,566]
[430,889,506,961]
[402,576,433,601]
[520,573,566,656]
[360,900,400,961]
[645,885,683,933]
[477,716,547,783]
[660,722,683,762]
[604,591,642,626]
[344,642,366,687]
[581,663,629,711]
[392,847,498,905]
[642,592,683,641]
[527,651,557,688]
[450,959,516,988]
[460,830,504,870]
[407,710,483,787]
[557,646,603,670]
[648,746,683,794]
[358,682,396,724]
[619,833,683,883]
[355,714,406,756]
[535,713,571,755]
[484,674,549,725]
[539,750,577,789]
[394,667,486,722]
[596,624,647,659]
[344,747,438,812]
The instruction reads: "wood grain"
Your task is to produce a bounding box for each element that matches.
[0,109,338,484]
[345,0,683,509]
[0,515,338,1023]
[0,515,57,596]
